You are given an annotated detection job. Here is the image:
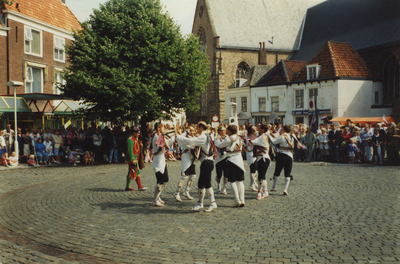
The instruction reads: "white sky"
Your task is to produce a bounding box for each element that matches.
[66,0,197,35]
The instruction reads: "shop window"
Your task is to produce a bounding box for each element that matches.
[295,117,304,125]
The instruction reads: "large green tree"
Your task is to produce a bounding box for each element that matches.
[62,0,209,127]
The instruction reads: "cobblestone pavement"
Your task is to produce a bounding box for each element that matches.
[0,161,399,264]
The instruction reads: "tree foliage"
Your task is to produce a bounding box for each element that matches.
[62,0,209,123]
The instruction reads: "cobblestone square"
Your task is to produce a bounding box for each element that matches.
[0,161,399,263]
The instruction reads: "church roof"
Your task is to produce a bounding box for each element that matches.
[293,41,376,81]
[254,60,306,86]
[290,0,400,61]
[4,0,81,32]
[205,0,325,51]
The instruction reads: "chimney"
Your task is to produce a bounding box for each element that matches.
[258,41,267,65]
[61,0,65,4]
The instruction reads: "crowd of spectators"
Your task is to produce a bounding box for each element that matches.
[1,119,399,168]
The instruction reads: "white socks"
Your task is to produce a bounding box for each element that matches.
[284,177,291,193]
[237,181,245,204]
[230,182,240,204]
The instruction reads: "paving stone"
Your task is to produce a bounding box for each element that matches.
[0,162,398,263]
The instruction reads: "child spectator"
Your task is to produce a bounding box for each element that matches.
[83,151,91,165]
[347,138,358,164]
[28,154,36,167]
[69,147,80,166]
[0,152,10,167]
[9,151,18,167]
[89,151,95,164]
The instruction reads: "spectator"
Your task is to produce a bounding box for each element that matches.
[69,147,81,166]
[0,152,11,167]
[304,127,317,162]
[107,129,120,163]
[78,129,86,152]
[35,138,49,165]
[317,128,329,161]
[9,151,18,167]
[347,138,358,164]
[2,124,14,156]
[328,124,341,163]
[93,129,102,163]
[361,126,373,163]
[372,128,383,165]
[22,131,31,156]
[44,136,56,163]
[28,154,36,167]
[17,128,23,156]
[53,130,63,163]
[0,130,6,158]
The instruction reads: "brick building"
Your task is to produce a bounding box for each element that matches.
[189,0,325,123]
[0,0,80,129]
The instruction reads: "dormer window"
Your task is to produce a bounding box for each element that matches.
[306,64,321,80]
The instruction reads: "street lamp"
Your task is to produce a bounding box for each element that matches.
[6,81,23,157]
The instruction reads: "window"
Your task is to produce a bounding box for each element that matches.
[54,36,65,62]
[25,27,41,55]
[255,116,268,124]
[236,61,250,87]
[307,64,320,80]
[54,71,65,94]
[309,88,318,98]
[25,67,43,93]
[382,55,400,99]
[295,90,304,108]
[241,97,247,112]
[199,30,206,52]
[271,96,279,112]
[258,97,266,112]
[295,117,304,125]
[375,91,380,105]
[231,97,236,114]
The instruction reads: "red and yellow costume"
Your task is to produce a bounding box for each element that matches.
[125,135,147,191]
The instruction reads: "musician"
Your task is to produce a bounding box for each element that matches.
[269,125,295,195]
[173,126,197,202]
[250,124,271,200]
[243,125,258,192]
[214,125,246,207]
[215,126,228,195]
[176,121,217,212]
[152,123,175,206]
[125,127,148,191]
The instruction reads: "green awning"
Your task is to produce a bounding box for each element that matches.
[0,97,32,113]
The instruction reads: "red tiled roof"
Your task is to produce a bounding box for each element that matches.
[254,60,306,86]
[294,41,375,81]
[5,0,81,32]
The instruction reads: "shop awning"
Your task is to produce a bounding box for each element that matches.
[329,116,396,126]
[53,100,87,115]
[0,96,32,113]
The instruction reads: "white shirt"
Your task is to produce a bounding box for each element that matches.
[176,131,213,163]
[250,133,271,162]
[176,132,196,175]
[214,134,245,172]
[93,134,102,146]
[152,133,175,174]
[243,136,257,166]
[270,132,294,159]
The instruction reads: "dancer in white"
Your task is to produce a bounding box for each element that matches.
[269,125,294,195]
[152,123,175,206]
[243,125,258,192]
[214,125,246,207]
[250,124,271,200]
[173,126,197,202]
[176,121,217,212]
[215,127,228,195]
